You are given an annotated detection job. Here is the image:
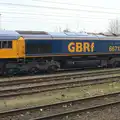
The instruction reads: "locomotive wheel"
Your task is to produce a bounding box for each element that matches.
[112,61,119,68]
[6,68,20,76]
[47,65,58,73]
[108,61,119,68]
[29,67,39,74]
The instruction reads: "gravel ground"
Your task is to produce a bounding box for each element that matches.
[1,96,120,120]
[0,91,120,120]
[45,103,120,120]
[1,81,120,112]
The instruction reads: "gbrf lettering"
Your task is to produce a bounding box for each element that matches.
[68,42,94,53]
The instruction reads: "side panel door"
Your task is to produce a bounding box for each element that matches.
[17,37,25,58]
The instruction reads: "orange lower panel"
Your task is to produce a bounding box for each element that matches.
[0,49,18,58]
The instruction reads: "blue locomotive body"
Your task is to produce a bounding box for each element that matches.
[25,39,120,56]
[1,30,120,74]
[23,32,120,57]
[5,31,118,73]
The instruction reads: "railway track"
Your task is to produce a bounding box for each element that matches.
[1,68,120,86]
[0,68,120,98]
[1,67,105,78]
[0,92,120,120]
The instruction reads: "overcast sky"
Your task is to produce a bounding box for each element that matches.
[0,0,120,32]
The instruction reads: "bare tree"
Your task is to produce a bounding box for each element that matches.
[63,28,70,32]
[108,19,120,35]
[63,24,71,32]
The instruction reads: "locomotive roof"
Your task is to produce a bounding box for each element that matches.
[1,30,120,40]
[19,31,120,40]
[0,30,20,40]
[18,31,106,40]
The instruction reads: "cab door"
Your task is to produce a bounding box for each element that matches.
[17,37,25,58]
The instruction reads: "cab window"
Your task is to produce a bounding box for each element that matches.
[2,41,7,48]
[0,41,12,49]
[8,41,12,48]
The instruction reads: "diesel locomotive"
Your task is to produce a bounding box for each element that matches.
[1,30,120,75]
